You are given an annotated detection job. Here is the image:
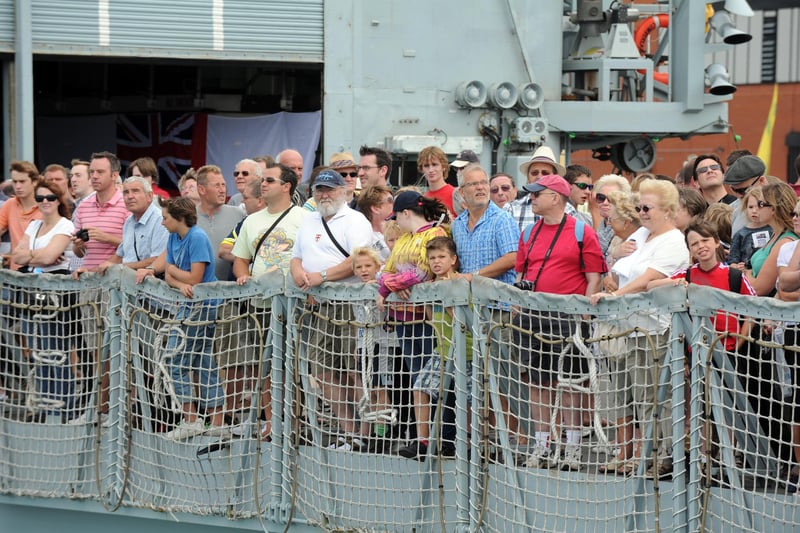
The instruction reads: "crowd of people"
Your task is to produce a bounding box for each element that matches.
[2,143,800,483]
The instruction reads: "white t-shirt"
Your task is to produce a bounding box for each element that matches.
[24,217,75,272]
[292,204,373,283]
[232,206,308,278]
[616,227,689,333]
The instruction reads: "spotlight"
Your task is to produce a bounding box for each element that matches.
[710,11,752,44]
[706,63,736,96]
[516,82,544,110]
[455,80,487,108]
[487,82,519,109]
[724,0,754,17]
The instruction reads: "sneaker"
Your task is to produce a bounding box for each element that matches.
[204,423,230,437]
[560,444,582,471]
[644,457,673,479]
[165,419,205,441]
[67,411,110,427]
[524,445,556,469]
[328,434,366,452]
[398,440,428,461]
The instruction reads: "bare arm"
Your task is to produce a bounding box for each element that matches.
[218,241,235,263]
[12,233,71,267]
[747,236,794,296]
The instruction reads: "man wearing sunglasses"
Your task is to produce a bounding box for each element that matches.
[724,154,768,236]
[564,164,594,226]
[505,145,567,231]
[228,159,262,209]
[489,173,518,209]
[692,154,736,206]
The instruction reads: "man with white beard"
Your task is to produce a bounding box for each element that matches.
[290,169,374,450]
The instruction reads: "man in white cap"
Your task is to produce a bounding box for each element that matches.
[504,145,567,231]
[451,149,480,216]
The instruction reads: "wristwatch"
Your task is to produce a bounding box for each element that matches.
[320,270,328,282]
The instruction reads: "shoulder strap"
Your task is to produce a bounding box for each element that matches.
[574,219,585,270]
[728,266,743,293]
[250,207,294,273]
[522,223,535,245]
[321,214,350,259]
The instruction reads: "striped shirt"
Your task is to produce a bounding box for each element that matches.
[74,189,129,270]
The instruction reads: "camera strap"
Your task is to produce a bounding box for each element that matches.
[521,213,567,291]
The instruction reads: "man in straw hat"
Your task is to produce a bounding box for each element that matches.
[504,145,566,231]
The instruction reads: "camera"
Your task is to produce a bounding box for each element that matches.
[514,280,535,291]
[75,229,90,242]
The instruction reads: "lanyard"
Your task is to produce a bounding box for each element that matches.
[521,214,567,292]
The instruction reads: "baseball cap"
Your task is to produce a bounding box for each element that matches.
[451,149,480,168]
[522,174,571,197]
[312,169,346,189]
[386,190,423,220]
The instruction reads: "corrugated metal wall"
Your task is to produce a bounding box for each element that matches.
[0,0,323,62]
[710,8,800,84]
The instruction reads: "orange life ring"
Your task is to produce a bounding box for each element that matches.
[634,14,670,85]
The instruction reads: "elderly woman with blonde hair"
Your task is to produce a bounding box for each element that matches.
[590,179,690,476]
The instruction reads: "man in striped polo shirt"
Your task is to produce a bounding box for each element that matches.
[72,152,129,271]
[70,151,129,426]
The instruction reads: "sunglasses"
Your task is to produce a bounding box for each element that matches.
[233,170,250,178]
[35,194,58,203]
[757,200,773,208]
[696,164,721,174]
[490,184,513,194]
[262,177,284,184]
[635,204,656,213]
[595,193,610,203]
[339,171,358,178]
[532,190,555,199]
[793,212,800,218]
[730,179,757,195]
[574,182,594,190]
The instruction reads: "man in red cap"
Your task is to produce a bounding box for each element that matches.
[511,174,607,471]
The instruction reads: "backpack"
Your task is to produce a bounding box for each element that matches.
[684,264,743,293]
[522,219,586,270]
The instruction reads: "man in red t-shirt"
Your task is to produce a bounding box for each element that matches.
[418,146,455,214]
[512,174,607,470]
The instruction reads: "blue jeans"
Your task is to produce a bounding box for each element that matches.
[168,302,224,410]
[395,322,434,384]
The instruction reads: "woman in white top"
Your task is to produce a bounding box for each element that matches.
[11,178,76,421]
[590,179,690,475]
[12,179,75,273]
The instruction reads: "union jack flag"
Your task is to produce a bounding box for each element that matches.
[116,112,198,189]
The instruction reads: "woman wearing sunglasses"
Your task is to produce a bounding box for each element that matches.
[744,182,798,296]
[590,179,690,477]
[592,174,631,269]
[12,178,77,421]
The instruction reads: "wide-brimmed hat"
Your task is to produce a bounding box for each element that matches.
[519,145,566,176]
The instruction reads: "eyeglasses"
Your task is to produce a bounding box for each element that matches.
[528,169,552,177]
[757,200,773,208]
[532,190,556,199]
[262,177,284,184]
[574,182,594,191]
[730,179,758,196]
[356,165,378,172]
[490,184,513,194]
[233,170,250,178]
[35,194,58,203]
[339,171,358,178]
[635,204,656,213]
[696,164,721,174]
[463,180,489,189]
[595,193,610,204]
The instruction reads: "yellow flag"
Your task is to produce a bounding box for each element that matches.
[757,84,779,174]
